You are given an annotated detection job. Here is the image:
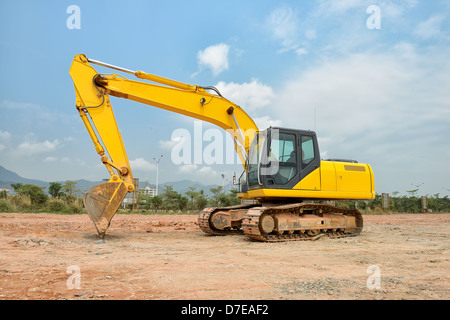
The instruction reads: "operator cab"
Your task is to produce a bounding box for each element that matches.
[246,127,320,191]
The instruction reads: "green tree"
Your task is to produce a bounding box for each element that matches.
[48,182,63,198]
[161,185,180,211]
[185,186,199,210]
[177,196,189,212]
[185,186,198,201]
[209,186,224,207]
[11,183,23,192]
[224,189,241,206]
[426,194,450,212]
[15,184,48,206]
[150,195,163,213]
[194,190,208,210]
[62,180,80,201]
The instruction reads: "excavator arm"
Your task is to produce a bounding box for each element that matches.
[69,54,258,237]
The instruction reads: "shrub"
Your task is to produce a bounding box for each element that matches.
[0,199,13,212]
[9,194,32,211]
[67,199,83,214]
[13,184,48,208]
[47,199,68,212]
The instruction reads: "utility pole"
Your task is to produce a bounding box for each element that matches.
[153,155,163,195]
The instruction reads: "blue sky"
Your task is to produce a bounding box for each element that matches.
[0,0,449,197]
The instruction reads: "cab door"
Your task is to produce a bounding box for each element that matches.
[259,128,321,191]
[294,134,321,190]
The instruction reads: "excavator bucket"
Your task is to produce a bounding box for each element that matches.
[83,181,128,238]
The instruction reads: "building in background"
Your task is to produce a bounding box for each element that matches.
[121,180,157,209]
[140,186,157,197]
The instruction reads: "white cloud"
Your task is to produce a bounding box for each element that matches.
[179,164,197,174]
[16,139,60,155]
[305,29,316,40]
[0,100,41,111]
[414,15,446,40]
[265,7,314,56]
[214,79,282,130]
[274,47,450,194]
[0,130,11,152]
[267,6,299,50]
[381,0,418,18]
[295,48,308,56]
[266,6,302,53]
[175,164,223,186]
[198,166,216,175]
[277,49,450,137]
[0,130,11,140]
[316,0,364,15]
[159,136,184,151]
[197,43,230,76]
[253,116,282,130]
[43,156,86,166]
[178,164,217,177]
[0,100,72,124]
[215,79,275,112]
[129,158,156,172]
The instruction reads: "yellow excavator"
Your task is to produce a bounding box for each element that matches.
[69,54,375,241]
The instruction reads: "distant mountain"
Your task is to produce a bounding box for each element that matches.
[0,165,49,189]
[0,165,228,196]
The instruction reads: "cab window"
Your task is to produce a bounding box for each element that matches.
[301,136,315,167]
[268,132,297,185]
[270,133,296,164]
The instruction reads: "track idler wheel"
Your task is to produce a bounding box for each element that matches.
[259,214,275,234]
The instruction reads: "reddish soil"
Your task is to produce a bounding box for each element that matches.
[0,212,448,300]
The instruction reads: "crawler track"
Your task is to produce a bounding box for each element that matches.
[198,202,363,242]
[198,204,260,235]
[242,203,363,242]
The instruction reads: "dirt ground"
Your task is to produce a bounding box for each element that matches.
[0,212,448,300]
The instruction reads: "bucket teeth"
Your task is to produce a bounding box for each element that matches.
[83,181,128,238]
